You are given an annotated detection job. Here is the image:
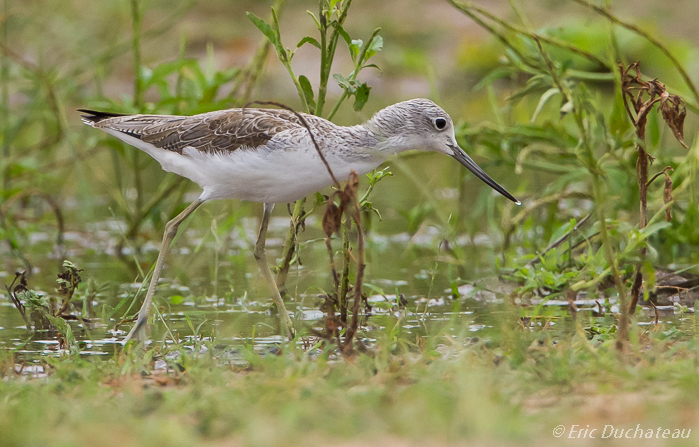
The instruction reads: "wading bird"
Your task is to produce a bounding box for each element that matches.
[80,98,519,342]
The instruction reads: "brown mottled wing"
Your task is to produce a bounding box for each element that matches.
[89,108,306,154]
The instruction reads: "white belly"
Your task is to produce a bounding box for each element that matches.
[103,129,384,203]
[191,148,382,202]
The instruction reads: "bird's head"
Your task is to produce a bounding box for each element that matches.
[370,98,520,205]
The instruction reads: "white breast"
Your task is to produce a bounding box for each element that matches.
[189,147,382,203]
[104,128,384,203]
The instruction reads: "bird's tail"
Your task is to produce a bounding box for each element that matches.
[78,109,126,126]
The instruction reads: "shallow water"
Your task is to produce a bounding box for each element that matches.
[2,265,692,368]
[1,156,695,366]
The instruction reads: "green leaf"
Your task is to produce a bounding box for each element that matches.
[187,63,208,93]
[299,75,316,113]
[547,219,575,246]
[333,73,353,92]
[349,39,363,62]
[247,12,284,60]
[365,35,383,59]
[169,295,186,305]
[214,68,241,85]
[474,67,515,91]
[531,88,560,123]
[361,63,381,71]
[507,74,550,103]
[353,83,371,111]
[144,59,198,89]
[297,36,321,50]
[337,25,352,47]
[567,70,615,81]
[306,10,321,30]
[639,221,672,239]
[247,12,277,46]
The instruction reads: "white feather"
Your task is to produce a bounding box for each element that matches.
[102,129,382,203]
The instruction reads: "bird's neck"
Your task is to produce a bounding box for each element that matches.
[361,114,416,155]
[325,105,417,156]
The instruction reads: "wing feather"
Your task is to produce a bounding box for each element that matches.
[84,108,309,154]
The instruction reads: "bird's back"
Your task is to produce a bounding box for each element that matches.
[80,108,381,203]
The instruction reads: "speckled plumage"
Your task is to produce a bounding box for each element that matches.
[80,98,518,204]
[79,98,519,343]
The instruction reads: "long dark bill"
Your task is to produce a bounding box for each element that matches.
[449,144,520,205]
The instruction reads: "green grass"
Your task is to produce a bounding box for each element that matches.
[2,316,699,447]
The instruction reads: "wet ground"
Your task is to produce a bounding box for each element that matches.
[2,211,695,367]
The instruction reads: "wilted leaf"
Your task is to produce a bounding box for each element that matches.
[344,171,359,201]
[322,202,342,237]
[659,92,688,149]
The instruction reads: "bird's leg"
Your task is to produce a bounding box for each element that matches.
[124,199,205,344]
[254,203,295,340]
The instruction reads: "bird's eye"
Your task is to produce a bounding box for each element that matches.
[434,118,447,130]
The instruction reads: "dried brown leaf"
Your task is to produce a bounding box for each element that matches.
[337,170,360,215]
[344,171,359,200]
[322,202,342,237]
[659,92,688,149]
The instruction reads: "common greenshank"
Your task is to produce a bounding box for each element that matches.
[79,98,520,343]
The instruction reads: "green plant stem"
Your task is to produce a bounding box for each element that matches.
[453,0,608,68]
[574,112,628,349]
[231,0,287,103]
[1,0,8,192]
[316,0,353,117]
[131,0,144,109]
[275,199,305,292]
[326,91,347,121]
[126,0,145,262]
[447,0,536,70]
[260,5,309,112]
[276,0,354,292]
[327,26,382,120]
[317,0,329,115]
[570,0,699,105]
[281,61,310,113]
[94,1,196,72]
